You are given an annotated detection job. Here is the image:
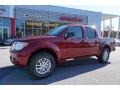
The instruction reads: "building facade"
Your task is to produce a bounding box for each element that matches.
[0,5,102,39]
[0,5,15,39]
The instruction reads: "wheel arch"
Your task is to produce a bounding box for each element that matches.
[27,48,59,66]
[103,45,111,52]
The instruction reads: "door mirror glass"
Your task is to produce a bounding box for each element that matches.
[64,32,75,39]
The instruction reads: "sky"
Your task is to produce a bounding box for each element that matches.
[60,5,120,15]
[59,5,120,31]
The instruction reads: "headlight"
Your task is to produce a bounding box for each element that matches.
[10,42,28,51]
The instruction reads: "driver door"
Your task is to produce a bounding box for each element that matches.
[61,26,85,59]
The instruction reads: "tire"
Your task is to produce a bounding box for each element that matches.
[28,52,56,79]
[98,48,110,63]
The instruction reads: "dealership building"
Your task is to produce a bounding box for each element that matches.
[0,5,119,39]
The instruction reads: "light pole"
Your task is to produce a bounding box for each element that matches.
[108,18,112,38]
[102,20,105,37]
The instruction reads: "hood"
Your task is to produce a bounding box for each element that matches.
[17,35,57,42]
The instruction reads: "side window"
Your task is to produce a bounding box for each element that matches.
[67,26,83,38]
[86,27,96,38]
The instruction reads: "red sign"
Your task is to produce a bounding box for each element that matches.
[59,16,83,22]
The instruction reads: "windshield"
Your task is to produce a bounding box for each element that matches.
[46,25,68,36]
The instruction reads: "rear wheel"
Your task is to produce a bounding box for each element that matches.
[98,48,110,63]
[28,52,56,79]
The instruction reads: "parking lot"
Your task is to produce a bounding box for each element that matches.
[0,46,120,85]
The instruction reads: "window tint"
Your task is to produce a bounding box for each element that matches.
[67,26,83,38]
[86,27,96,38]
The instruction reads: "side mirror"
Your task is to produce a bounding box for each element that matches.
[64,32,75,39]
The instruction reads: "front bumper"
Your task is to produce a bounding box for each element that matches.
[10,51,29,66]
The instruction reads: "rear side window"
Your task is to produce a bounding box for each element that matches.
[86,27,96,38]
[67,26,83,38]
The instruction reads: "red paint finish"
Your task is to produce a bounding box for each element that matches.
[10,24,116,66]
[10,18,16,36]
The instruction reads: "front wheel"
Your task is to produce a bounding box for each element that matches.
[28,52,56,79]
[98,48,110,63]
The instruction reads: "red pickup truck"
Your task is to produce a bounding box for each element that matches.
[10,24,115,79]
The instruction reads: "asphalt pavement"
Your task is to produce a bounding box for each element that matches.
[0,46,120,85]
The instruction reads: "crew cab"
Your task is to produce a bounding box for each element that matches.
[10,24,116,79]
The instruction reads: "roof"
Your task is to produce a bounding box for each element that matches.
[102,13,119,21]
[67,24,95,28]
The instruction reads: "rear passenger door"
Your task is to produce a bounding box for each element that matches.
[85,27,99,55]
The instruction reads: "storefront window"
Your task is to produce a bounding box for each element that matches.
[2,18,10,27]
[25,20,43,28]
[16,27,24,38]
[25,28,33,36]
[0,17,10,39]
[47,22,62,30]
[15,16,86,37]
[16,19,24,38]
[0,28,2,39]
[16,19,73,37]
[33,29,43,36]
[24,20,49,36]
[16,19,24,28]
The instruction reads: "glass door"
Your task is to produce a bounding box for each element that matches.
[0,27,3,39]
[3,27,9,39]
[0,27,9,39]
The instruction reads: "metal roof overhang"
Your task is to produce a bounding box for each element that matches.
[102,14,119,21]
